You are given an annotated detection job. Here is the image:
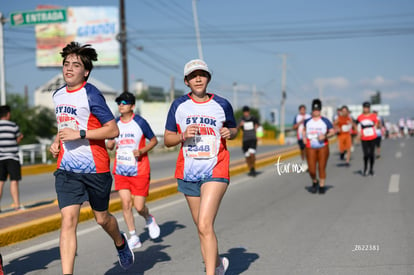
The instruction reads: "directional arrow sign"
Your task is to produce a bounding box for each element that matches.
[10,9,67,26]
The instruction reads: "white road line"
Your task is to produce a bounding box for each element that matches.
[395,151,402,158]
[388,174,400,193]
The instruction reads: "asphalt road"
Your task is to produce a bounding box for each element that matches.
[0,144,281,208]
[2,137,413,274]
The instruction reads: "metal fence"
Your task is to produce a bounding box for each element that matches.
[18,144,47,164]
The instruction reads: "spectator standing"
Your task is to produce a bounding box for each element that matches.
[0,105,24,212]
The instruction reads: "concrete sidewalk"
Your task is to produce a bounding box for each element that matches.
[0,145,300,247]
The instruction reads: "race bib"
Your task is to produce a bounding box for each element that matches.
[184,135,219,159]
[116,150,136,166]
[58,119,78,131]
[341,124,350,132]
[362,127,375,137]
[243,121,254,131]
[307,133,323,148]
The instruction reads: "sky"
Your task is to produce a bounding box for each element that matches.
[1,0,414,124]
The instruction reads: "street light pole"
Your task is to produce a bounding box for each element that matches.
[279,54,287,145]
[192,0,203,60]
[0,13,6,105]
[119,0,128,93]
[232,82,238,111]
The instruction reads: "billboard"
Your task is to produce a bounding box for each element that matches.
[35,5,119,67]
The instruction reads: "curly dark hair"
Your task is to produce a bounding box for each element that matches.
[60,41,98,81]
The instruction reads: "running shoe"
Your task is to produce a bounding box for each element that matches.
[301,162,308,172]
[117,233,134,270]
[128,235,142,250]
[248,168,256,177]
[215,257,229,275]
[310,181,319,194]
[11,204,25,211]
[146,214,161,239]
[369,170,375,176]
[318,186,326,194]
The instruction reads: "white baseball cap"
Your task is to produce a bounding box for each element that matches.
[184,59,211,77]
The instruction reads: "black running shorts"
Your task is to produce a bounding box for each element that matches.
[0,159,21,181]
[54,169,112,211]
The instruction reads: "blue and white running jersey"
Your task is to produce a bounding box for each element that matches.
[165,92,236,182]
[113,114,155,177]
[53,82,115,173]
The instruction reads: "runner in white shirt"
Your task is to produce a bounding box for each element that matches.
[303,99,335,194]
[107,92,160,251]
[164,59,237,275]
[50,42,134,273]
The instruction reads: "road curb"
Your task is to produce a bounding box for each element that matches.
[1,146,301,247]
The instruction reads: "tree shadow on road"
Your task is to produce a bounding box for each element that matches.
[4,246,60,275]
[220,247,259,274]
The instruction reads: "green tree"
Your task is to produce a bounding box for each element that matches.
[7,94,56,144]
[262,121,280,138]
[234,107,261,123]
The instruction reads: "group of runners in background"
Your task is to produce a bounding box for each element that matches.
[293,98,412,195]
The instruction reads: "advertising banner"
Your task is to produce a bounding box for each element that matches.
[35,6,119,67]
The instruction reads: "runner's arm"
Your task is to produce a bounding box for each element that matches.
[58,119,119,141]
[134,136,158,157]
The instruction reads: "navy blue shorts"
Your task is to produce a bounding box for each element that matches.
[54,169,112,211]
[177,178,229,197]
[0,159,21,181]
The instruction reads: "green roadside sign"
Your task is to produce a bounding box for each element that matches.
[10,9,67,26]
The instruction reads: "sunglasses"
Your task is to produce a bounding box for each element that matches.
[117,100,133,106]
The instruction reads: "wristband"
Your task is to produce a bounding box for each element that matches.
[181,132,186,142]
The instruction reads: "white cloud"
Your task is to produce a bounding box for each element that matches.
[313,77,349,89]
[359,76,394,87]
[362,89,376,98]
[400,75,414,84]
[381,91,403,100]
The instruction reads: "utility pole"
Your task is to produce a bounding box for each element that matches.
[279,54,287,145]
[0,13,6,105]
[252,84,258,109]
[232,82,238,111]
[192,0,203,60]
[169,76,175,103]
[119,0,128,93]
